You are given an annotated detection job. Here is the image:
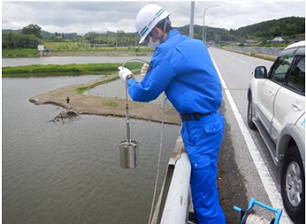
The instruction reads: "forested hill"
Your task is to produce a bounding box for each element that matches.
[177,16,304,41]
[234,16,304,38]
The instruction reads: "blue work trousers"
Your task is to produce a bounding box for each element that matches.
[181,111,226,224]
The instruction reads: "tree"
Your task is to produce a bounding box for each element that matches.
[22,24,42,39]
[2,33,15,49]
[2,33,41,49]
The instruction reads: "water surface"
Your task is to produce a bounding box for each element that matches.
[3,75,180,224]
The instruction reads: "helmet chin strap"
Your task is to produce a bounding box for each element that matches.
[151,17,169,44]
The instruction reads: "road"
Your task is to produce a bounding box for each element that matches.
[209,47,294,224]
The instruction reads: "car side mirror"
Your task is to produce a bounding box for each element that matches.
[253,66,267,78]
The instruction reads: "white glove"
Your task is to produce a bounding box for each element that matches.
[140,63,149,76]
[118,66,132,82]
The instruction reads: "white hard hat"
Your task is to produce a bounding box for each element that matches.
[135,4,170,44]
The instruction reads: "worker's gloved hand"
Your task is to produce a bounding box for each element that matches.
[118,66,132,82]
[140,63,149,76]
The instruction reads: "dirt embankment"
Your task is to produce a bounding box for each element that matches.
[29,73,181,125]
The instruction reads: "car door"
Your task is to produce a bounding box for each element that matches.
[272,54,305,141]
[257,53,295,134]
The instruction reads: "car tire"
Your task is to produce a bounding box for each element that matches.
[247,98,256,130]
[281,146,305,224]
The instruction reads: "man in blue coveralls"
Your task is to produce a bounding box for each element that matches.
[119,4,226,224]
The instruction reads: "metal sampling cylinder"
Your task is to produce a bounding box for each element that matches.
[119,140,139,169]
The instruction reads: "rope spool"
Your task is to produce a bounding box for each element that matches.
[235,198,282,224]
[245,214,271,224]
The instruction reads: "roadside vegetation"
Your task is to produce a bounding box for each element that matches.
[2,62,142,77]
[221,48,277,61]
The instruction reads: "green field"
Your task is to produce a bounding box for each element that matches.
[2,62,143,77]
[2,48,40,57]
[2,41,152,58]
[43,41,151,52]
[2,41,153,57]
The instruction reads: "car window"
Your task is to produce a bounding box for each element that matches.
[270,55,294,84]
[286,56,305,95]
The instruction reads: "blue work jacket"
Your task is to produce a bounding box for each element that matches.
[127,29,222,115]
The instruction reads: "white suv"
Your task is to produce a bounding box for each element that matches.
[247,41,305,224]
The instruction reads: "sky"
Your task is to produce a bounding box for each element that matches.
[2,1,305,36]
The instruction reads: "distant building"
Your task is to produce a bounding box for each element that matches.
[271,37,285,44]
[246,39,259,44]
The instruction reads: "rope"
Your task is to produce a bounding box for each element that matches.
[125,79,130,142]
[120,58,165,224]
[148,92,166,224]
[121,58,150,143]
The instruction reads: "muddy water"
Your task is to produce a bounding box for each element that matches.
[2,75,180,224]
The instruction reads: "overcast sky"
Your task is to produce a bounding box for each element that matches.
[2,1,305,36]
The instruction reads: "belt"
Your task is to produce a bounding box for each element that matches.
[180,112,211,121]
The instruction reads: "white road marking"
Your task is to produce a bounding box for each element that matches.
[240,59,247,63]
[211,57,293,224]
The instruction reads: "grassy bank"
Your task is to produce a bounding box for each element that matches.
[76,75,120,94]
[2,48,40,57]
[2,62,142,77]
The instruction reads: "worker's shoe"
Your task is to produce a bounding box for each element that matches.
[187,212,198,224]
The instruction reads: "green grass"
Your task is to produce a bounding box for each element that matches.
[102,101,119,107]
[76,75,120,94]
[43,41,77,50]
[42,41,152,52]
[48,46,152,53]
[2,62,142,77]
[2,48,40,57]
[2,44,153,58]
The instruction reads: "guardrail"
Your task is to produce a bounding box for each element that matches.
[150,136,192,224]
[223,46,284,57]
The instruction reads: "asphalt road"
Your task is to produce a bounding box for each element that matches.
[209,47,294,224]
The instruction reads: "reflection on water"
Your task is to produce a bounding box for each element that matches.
[2,76,180,224]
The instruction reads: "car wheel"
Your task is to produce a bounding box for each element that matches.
[247,98,256,130]
[281,146,305,224]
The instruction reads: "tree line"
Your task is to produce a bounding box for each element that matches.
[2,16,305,50]
[3,24,42,49]
[178,16,304,43]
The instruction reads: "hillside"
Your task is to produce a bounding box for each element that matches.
[234,16,305,38]
[2,29,82,40]
[177,16,304,42]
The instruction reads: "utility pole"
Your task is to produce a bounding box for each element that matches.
[189,1,195,38]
